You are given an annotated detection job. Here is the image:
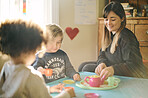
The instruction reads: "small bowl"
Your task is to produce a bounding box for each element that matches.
[84,93,99,98]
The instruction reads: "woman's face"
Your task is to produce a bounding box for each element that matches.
[104,11,123,34]
[46,35,62,53]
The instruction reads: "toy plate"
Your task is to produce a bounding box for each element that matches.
[63,80,75,84]
[84,93,100,98]
[76,77,120,90]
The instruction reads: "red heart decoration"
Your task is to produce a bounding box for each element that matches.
[65,27,79,40]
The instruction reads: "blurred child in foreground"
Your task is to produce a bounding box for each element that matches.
[0,19,75,98]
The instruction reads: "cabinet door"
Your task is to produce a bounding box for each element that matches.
[135,25,148,60]
[135,25,148,41]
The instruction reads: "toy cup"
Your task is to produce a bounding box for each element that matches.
[44,69,53,76]
[64,87,75,90]
[107,77,115,86]
[84,75,105,87]
[64,87,76,97]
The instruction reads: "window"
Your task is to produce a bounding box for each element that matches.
[0,0,59,27]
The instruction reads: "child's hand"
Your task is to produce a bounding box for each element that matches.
[65,88,76,98]
[73,74,81,81]
[37,67,44,74]
[50,83,65,93]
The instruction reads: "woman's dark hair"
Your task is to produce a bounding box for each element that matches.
[103,1,126,27]
[102,1,126,54]
[0,19,45,58]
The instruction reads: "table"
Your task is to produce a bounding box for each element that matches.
[47,72,148,98]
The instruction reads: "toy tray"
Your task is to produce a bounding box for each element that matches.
[76,77,120,90]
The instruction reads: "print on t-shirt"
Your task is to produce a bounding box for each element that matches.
[44,57,66,81]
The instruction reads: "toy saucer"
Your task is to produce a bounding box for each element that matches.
[84,93,99,98]
[63,80,75,84]
[76,77,120,90]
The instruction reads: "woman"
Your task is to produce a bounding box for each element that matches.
[79,1,147,79]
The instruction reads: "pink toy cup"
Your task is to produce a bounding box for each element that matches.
[84,75,105,87]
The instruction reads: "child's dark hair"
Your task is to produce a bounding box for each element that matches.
[0,19,45,58]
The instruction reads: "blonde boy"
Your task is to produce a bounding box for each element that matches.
[33,24,81,83]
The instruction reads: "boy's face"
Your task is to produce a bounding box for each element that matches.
[46,36,62,53]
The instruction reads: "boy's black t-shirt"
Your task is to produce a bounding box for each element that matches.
[33,49,77,83]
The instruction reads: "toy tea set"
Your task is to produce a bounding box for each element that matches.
[40,68,120,90]
[76,75,120,90]
[61,75,120,98]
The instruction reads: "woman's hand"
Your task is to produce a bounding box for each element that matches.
[100,66,114,79]
[95,63,107,75]
[73,74,81,81]
[50,83,65,93]
[95,63,114,79]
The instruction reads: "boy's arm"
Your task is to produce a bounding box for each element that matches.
[64,53,78,78]
[28,75,71,98]
[32,56,45,70]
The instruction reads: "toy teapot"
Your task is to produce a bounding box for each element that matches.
[84,75,106,87]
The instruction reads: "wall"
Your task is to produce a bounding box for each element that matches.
[0,0,105,72]
[59,0,105,71]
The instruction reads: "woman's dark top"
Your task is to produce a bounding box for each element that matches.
[97,28,147,78]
